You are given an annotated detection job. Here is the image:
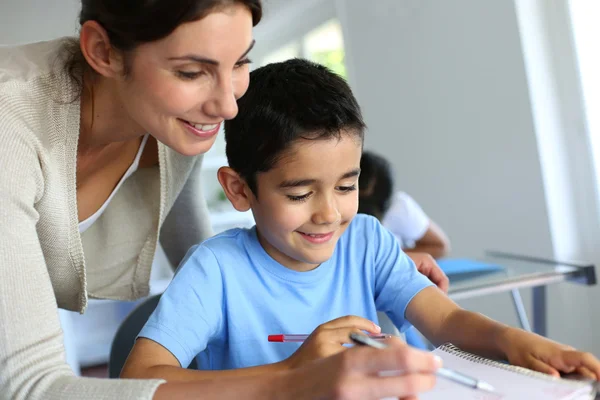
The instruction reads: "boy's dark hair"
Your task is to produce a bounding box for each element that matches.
[224,58,366,195]
[358,151,395,220]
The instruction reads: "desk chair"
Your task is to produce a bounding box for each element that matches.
[108,294,198,378]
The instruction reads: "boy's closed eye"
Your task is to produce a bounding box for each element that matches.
[287,192,312,202]
[337,184,357,193]
[285,185,357,202]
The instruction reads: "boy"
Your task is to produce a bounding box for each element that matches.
[122,59,600,382]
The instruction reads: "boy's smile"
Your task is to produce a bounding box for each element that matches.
[297,231,335,244]
[248,133,362,272]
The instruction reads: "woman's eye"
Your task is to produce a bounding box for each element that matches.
[176,70,205,80]
[234,58,252,69]
[287,193,312,202]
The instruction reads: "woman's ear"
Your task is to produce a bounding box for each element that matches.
[79,20,126,78]
[217,167,253,212]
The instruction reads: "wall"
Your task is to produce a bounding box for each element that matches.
[0,0,79,44]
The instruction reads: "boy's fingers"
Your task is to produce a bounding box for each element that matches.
[365,373,437,399]
[575,366,597,380]
[320,315,380,333]
[527,357,560,377]
[327,327,365,345]
[561,351,600,379]
[351,342,442,375]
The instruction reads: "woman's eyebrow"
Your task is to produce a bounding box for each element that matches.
[168,40,256,66]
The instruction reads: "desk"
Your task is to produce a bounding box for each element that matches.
[447,251,597,336]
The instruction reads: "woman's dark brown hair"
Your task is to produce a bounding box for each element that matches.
[64,0,262,95]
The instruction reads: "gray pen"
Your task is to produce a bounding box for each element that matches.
[349,332,496,393]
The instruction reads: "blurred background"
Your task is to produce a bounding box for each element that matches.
[2,0,600,377]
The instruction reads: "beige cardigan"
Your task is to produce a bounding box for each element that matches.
[0,38,213,399]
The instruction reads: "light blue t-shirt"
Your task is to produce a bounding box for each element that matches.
[139,214,433,370]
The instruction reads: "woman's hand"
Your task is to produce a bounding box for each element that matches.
[278,337,441,400]
[500,328,600,380]
[406,252,449,294]
[282,316,381,370]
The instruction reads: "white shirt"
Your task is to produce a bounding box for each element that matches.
[382,191,430,248]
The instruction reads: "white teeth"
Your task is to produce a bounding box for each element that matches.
[193,123,218,131]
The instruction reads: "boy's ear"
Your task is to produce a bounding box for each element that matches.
[217,167,253,212]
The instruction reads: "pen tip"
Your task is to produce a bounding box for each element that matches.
[478,382,496,392]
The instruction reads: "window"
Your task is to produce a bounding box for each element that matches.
[261,41,301,65]
[259,19,347,78]
[569,2,600,183]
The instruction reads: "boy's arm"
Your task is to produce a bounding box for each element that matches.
[406,287,600,379]
[121,315,383,382]
[121,338,288,381]
[405,286,509,360]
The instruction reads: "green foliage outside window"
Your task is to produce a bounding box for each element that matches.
[309,49,347,78]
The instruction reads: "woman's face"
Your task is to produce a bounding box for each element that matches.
[115,3,254,156]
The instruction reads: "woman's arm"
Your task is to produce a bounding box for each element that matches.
[160,155,214,269]
[0,131,166,399]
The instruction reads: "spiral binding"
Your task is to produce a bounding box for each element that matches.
[438,343,590,389]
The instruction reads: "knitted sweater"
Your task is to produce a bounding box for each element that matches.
[0,38,213,399]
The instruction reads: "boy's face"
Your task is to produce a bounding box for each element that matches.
[249,133,362,272]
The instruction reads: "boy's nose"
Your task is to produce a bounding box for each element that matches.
[312,199,341,225]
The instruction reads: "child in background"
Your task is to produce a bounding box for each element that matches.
[122,59,600,383]
[359,151,451,259]
[358,150,451,348]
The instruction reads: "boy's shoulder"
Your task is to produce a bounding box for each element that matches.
[347,213,382,235]
[180,227,254,268]
[338,213,385,249]
[199,227,252,253]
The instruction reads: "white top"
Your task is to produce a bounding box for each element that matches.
[78,134,150,233]
[382,191,430,248]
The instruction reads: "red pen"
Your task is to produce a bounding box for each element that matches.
[268,333,391,343]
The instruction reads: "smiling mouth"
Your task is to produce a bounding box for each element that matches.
[297,231,335,244]
[181,119,221,132]
[180,119,221,138]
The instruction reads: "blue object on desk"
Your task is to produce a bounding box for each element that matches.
[437,259,504,276]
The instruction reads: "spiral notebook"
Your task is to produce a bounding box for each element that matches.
[421,344,596,400]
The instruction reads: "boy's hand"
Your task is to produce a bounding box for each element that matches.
[282,315,381,370]
[500,328,600,380]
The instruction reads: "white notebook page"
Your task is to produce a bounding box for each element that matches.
[419,346,593,400]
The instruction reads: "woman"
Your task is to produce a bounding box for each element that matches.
[0,1,441,399]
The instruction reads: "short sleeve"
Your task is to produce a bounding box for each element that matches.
[382,192,430,246]
[371,218,434,332]
[138,244,224,368]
